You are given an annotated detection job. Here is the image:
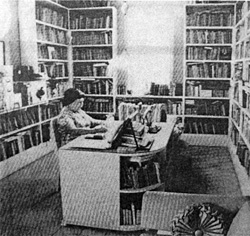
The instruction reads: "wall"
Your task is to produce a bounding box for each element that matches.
[0,0,21,66]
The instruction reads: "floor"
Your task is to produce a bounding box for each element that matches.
[0,141,242,236]
[0,191,147,236]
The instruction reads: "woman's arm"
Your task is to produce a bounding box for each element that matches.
[60,116,107,137]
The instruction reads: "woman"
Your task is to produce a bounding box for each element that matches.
[58,88,107,144]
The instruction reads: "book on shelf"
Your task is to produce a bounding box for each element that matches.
[186,29,232,44]
[120,160,160,190]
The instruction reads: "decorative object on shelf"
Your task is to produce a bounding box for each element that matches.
[171,203,234,236]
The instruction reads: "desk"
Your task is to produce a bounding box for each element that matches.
[59,116,177,231]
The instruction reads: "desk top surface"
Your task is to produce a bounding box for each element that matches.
[60,115,177,154]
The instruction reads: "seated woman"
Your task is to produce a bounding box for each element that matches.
[58,88,107,145]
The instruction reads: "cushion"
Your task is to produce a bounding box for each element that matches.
[171,203,235,236]
[227,201,250,236]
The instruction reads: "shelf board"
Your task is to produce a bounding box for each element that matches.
[87,111,112,115]
[37,0,68,10]
[184,115,229,119]
[84,94,113,97]
[185,77,230,81]
[186,59,232,63]
[186,43,232,46]
[184,96,229,100]
[69,6,115,11]
[74,76,113,80]
[36,20,68,31]
[120,183,164,194]
[0,102,44,115]
[70,28,113,32]
[186,26,233,30]
[38,59,68,62]
[116,95,183,99]
[37,40,68,47]
[0,123,40,139]
[73,59,110,63]
[72,44,113,48]
[117,225,142,231]
[48,96,63,101]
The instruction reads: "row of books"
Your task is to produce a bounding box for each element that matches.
[70,14,112,30]
[58,0,110,8]
[0,107,39,135]
[186,80,230,97]
[117,85,127,95]
[186,10,234,27]
[236,139,250,177]
[40,100,62,121]
[235,24,245,43]
[38,44,68,60]
[231,103,241,127]
[74,79,113,95]
[36,5,68,29]
[235,43,244,60]
[149,83,169,96]
[46,80,70,99]
[186,46,232,61]
[167,100,182,115]
[74,64,93,77]
[186,29,232,44]
[120,204,141,226]
[72,31,112,45]
[236,1,249,24]
[186,62,231,78]
[120,161,160,190]
[184,119,228,134]
[73,48,112,60]
[234,63,243,81]
[242,113,250,145]
[83,98,113,113]
[242,90,250,111]
[231,125,239,146]
[0,124,51,161]
[185,100,228,116]
[36,24,67,45]
[38,62,68,79]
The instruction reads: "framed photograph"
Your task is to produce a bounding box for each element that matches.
[0,41,5,65]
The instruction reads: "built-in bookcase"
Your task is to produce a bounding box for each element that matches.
[230,0,250,183]
[184,3,234,134]
[69,6,117,115]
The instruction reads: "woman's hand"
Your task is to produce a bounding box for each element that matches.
[93,124,108,133]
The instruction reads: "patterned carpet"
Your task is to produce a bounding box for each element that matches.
[165,144,242,196]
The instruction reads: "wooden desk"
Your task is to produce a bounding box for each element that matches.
[59,116,177,231]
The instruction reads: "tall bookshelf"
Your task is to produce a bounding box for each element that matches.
[69,6,117,116]
[19,0,71,99]
[184,3,234,134]
[229,0,250,192]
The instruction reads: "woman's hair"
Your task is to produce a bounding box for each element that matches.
[62,88,85,106]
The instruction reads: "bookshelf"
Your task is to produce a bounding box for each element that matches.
[70,6,117,115]
[19,0,71,100]
[184,3,234,134]
[0,98,62,179]
[229,0,250,194]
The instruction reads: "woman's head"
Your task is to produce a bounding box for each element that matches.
[63,88,85,112]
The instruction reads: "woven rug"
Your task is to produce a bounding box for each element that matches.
[165,144,242,196]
